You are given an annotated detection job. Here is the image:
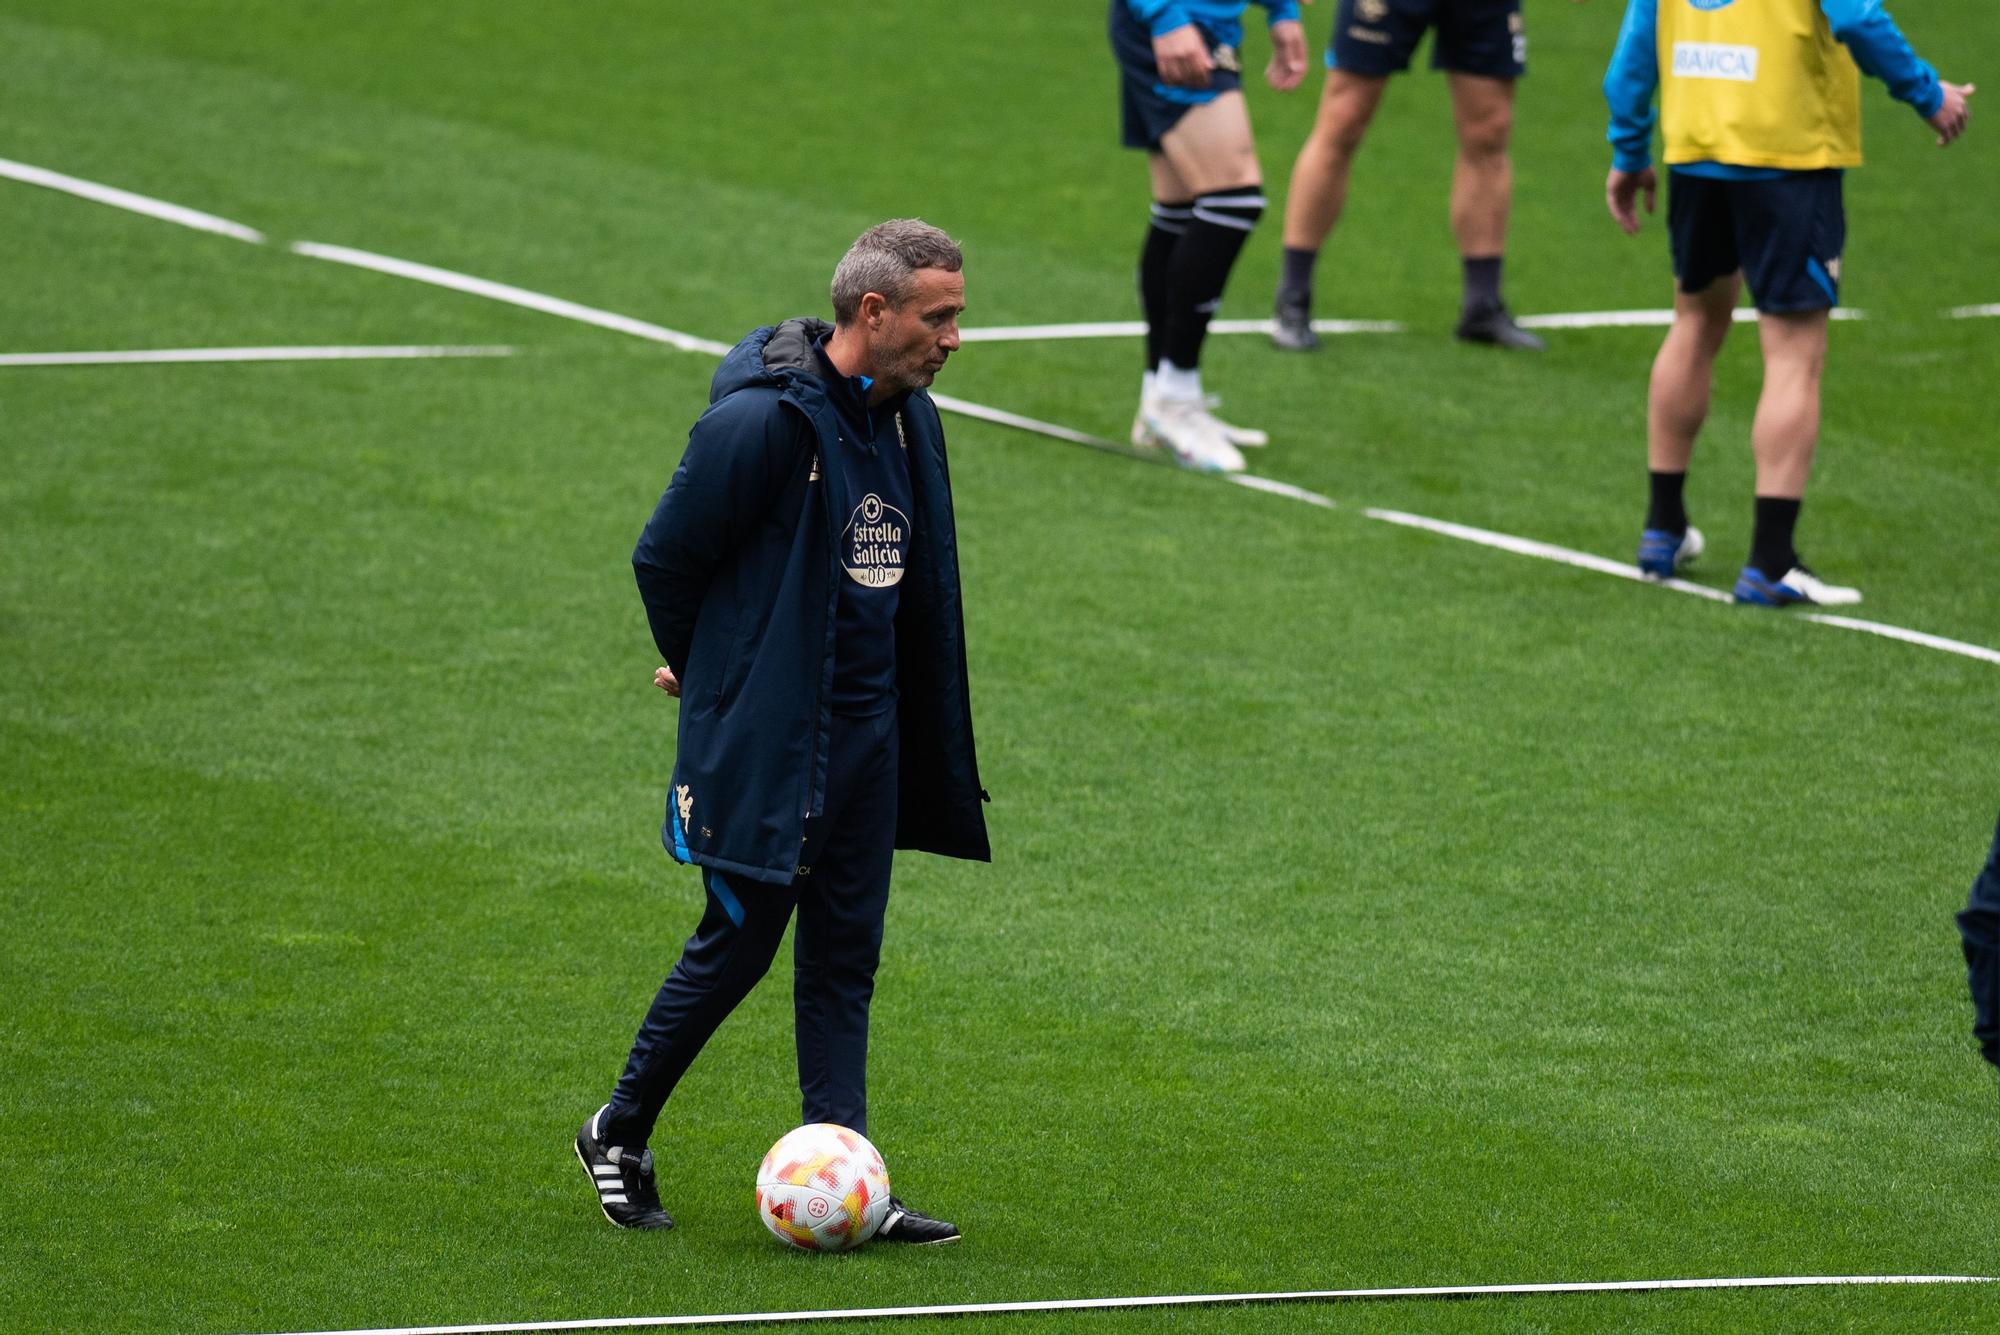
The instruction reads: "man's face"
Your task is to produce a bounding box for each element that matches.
[866,267,965,394]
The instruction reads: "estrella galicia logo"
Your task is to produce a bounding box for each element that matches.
[1689,0,1735,10]
[842,493,908,589]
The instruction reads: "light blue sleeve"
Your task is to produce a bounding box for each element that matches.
[1256,0,1303,23]
[1124,0,1195,38]
[1820,0,1944,118]
[1603,0,1660,173]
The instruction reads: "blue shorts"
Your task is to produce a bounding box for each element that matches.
[1668,169,1845,313]
[1110,0,1245,151]
[1327,0,1525,79]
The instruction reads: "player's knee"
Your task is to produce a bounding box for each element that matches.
[1311,114,1370,162]
[1693,310,1734,356]
[1192,187,1265,236]
[1456,111,1513,160]
[1677,294,1735,346]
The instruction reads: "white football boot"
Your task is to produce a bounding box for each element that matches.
[1201,394,1268,448]
[1138,394,1246,474]
[1732,563,1864,607]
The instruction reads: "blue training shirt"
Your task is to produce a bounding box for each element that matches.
[1603,0,1944,178]
[1122,0,1301,45]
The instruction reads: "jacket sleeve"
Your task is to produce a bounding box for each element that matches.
[1124,0,1194,37]
[1821,0,1943,119]
[632,390,809,678]
[1603,0,1661,173]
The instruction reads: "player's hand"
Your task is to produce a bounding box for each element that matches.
[1606,166,1657,235]
[653,665,680,697]
[1267,19,1309,91]
[1930,82,1975,147]
[1154,24,1214,89]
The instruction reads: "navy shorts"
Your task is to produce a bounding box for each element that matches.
[1668,169,1845,314]
[1328,0,1525,78]
[1110,0,1244,150]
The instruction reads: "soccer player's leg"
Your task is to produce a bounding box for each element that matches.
[788,709,953,1243]
[1273,0,1412,348]
[1730,170,1858,607]
[790,710,896,1140]
[1111,0,1252,465]
[1147,91,1266,470]
[1638,171,1740,579]
[1438,0,1538,347]
[584,873,798,1228]
[1135,152,1195,446]
[1639,277,1738,578]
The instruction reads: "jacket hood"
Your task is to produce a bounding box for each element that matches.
[709,317,834,405]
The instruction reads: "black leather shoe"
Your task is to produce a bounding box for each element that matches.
[1455,302,1547,350]
[874,1196,960,1245]
[575,1105,674,1230]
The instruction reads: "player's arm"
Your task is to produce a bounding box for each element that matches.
[1260,0,1310,92]
[632,391,805,681]
[1602,0,1660,234]
[1819,0,1973,146]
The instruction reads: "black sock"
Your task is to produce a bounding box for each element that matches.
[1140,202,1192,371]
[1645,471,1688,535]
[1163,186,1265,370]
[1750,496,1802,579]
[1279,245,1319,303]
[1462,255,1503,314]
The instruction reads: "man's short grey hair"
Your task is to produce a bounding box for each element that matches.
[829,219,963,325]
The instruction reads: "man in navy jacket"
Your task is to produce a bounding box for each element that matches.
[1959,813,2000,1091]
[577,221,988,1244]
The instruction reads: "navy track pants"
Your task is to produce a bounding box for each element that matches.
[1958,811,2000,1068]
[604,708,899,1147]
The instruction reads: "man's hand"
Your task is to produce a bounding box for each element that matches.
[1154,24,1214,89]
[654,665,680,697]
[1606,166,1657,236]
[1267,19,1309,91]
[1931,82,1975,147]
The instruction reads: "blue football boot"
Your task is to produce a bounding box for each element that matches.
[1637,525,1704,579]
[1732,563,1863,608]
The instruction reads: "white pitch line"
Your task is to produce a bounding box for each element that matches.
[1227,472,1336,508]
[245,1274,1996,1335]
[1520,307,1866,330]
[0,345,515,368]
[958,305,1913,342]
[1947,303,2000,319]
[283,242,1250,473]
[1800,612,2000,667]
[1364,507,1733,603]
[927,392,1116,448]
[1365,506,2000,666]
[290,242,736,357]
[0,156,265,244]
[957,316,1401,343]
[1215,316,1404,337]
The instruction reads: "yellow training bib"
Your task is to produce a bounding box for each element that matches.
[1658,0,1863,170]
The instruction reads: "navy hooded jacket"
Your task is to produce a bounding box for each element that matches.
[633,318,991,885]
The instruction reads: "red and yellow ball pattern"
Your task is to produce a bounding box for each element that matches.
[755,1123,892,1251]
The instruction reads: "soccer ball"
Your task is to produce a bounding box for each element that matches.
[755,1122,891,1252]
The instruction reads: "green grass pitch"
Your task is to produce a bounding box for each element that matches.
[2,2,1998,1331]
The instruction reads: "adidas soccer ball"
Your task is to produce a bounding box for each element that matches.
[756,1122,891,1252]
